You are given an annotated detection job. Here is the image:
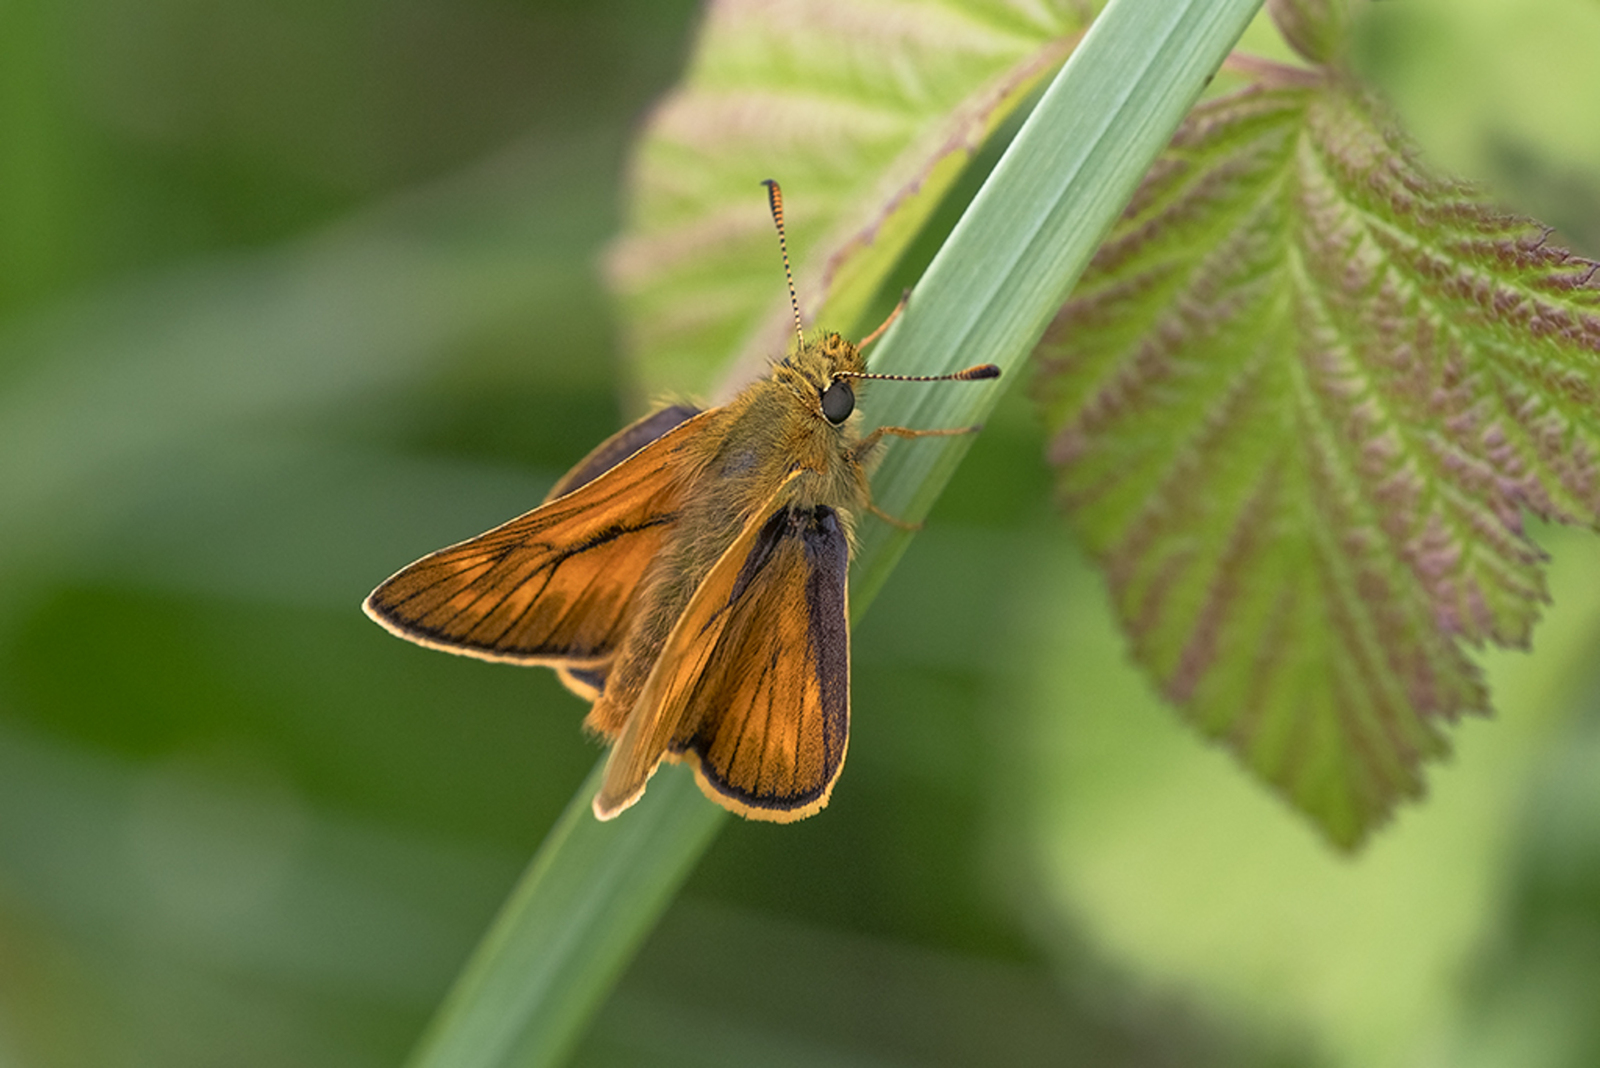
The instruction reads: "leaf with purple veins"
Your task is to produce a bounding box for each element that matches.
[1035,78,1600,847]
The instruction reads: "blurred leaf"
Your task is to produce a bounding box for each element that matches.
[606,0,1100,402]
[0,149,605,601]
[1447,699,1600,1068]
[0,140,642,1067]
[1034,75,1600,846]
[0,717,522,1068]
[574,898,1231,1067]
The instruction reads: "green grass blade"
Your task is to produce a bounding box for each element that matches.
[851,0,1267,608]
[407,1,1264,1065]
[406,761,724,1068]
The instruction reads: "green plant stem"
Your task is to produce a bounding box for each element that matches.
[406,1,1265,1065]
[851,0,1269,608]
[406,760,724,1067]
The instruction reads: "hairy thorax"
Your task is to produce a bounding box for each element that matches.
[584,342,870,737]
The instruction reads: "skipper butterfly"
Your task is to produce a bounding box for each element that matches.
[365,181,998,821]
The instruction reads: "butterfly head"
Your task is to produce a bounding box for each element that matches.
[760,180,1000,431]
[776,332,867,427]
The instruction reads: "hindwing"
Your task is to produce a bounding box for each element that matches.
[594,481,851,822]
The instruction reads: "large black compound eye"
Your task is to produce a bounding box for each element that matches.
[820,379,855,424]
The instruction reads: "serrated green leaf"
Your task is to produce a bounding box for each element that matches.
[606,0,1098,402]
[1035,76,1600,846]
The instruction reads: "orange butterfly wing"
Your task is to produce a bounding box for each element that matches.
[363,406,709,668]
[545,404,699,698]
[544,404,700,503]
[595,479,851,823]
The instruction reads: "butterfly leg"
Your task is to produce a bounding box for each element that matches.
[850,422,981,462]
[866,500,921,531]
[853,423,982,530]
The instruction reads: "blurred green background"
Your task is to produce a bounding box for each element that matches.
[2,1,1600,1066]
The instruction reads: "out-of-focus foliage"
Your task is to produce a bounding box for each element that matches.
[2,2,1599,1068]
[606,0,1095,401]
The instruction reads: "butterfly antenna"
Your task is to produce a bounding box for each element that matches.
[762,179,806,351]
[857,288,908,351]
[835,363,1001,383]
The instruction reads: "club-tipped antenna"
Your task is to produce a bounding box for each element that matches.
[835,363,1001,383]
[762,179,806,351]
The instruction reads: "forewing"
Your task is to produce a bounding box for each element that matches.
[363,408,717,665]
[545,404,700,502]
[593,485,851,823]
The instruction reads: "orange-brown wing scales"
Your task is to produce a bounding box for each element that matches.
[591,480,852,821]
[556,662,610,702]
[673,505,850,820]
[544,404,700,502]
[364,430,692,665]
